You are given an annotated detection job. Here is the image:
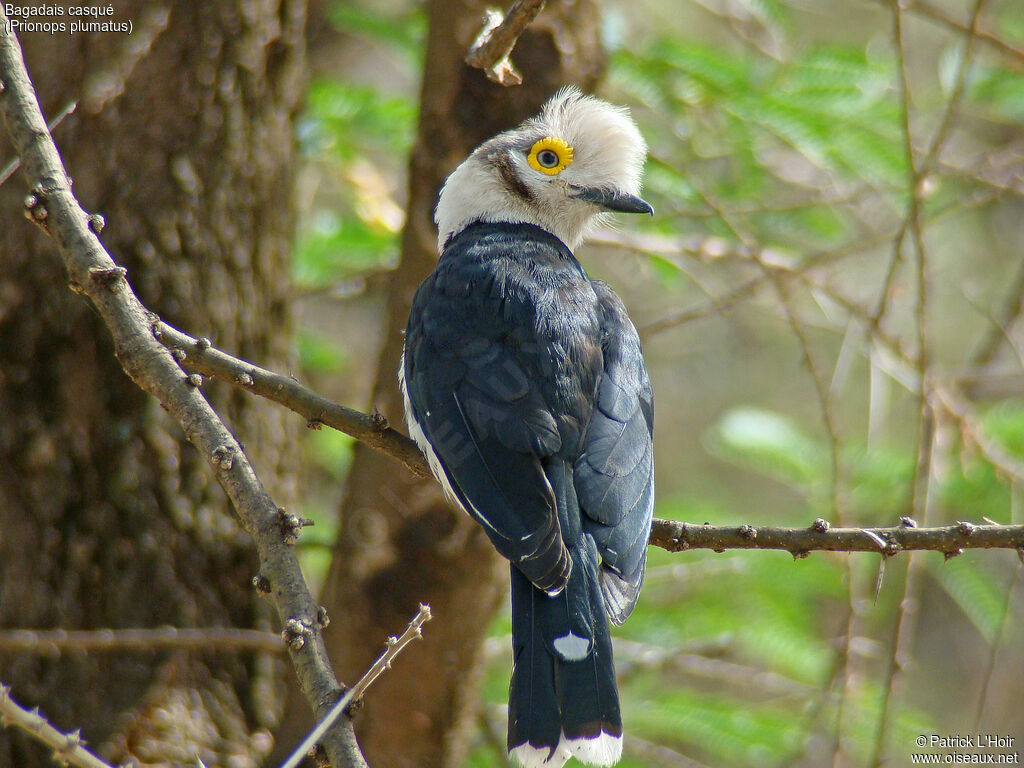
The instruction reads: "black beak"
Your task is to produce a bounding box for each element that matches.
[571,186,654,215]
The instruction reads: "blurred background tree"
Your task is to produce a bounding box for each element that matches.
[0,2,304,767]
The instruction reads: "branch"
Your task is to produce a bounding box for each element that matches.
[614,637,814,697]
[465,0,547,86]
[0,19,365,768]
[895,0,1024,63]
[0,685,116,768]
[156,321,430,479]
[649,518,1024,558]
[0,98,74,187]
[6,12,1021,691]
[278,605,432,768]
[152,289,1024,559]
[932,385,1024,483]
[0,627,283,655]
[638,223,904,339]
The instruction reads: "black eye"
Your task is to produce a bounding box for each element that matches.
[536,149,560,168]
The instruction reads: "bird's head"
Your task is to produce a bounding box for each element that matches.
[435,87,651,251]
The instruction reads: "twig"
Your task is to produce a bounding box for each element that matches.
[649,519,1024,556]
[152,315,1024,558]
[890,0,1024,63]
[624,732,713,768]
[640,272,768,337]
[465,0,547,86]
[967,256,1024,370]
[614,637,813,697]
[0,685,116,768]
[0,99,75,187]
[0,18,365,768]
[865,219,908,344]
[0,627,284,655]
[138,263,1024,561]
[932,386,1024,484]
[973,486,1022,730]
[156,321,430,479]
[685,0,785,61]
[278,604,432,768]
[957,288,1024,379]
[153,265,1024,559]
[639,224,905,339]
[870,2,952,760]
[917,0,988,178]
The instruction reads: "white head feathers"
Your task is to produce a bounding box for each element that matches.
[435,87,650,251]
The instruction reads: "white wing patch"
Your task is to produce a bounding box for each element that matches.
[552,632,591,661]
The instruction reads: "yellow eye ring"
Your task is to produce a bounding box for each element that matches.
[527,136,574,175]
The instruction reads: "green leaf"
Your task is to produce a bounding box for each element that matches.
[628,685,804,766]
[297,329,350,373]
[708,407,824,488]
[327,4,425,61]
[930,556,1010,643]
[844,444,914,524]
[653,40,758,95]
[738,0,792,41]
[968,63,1024,121]
[294,208,398,285]
[981,401,1024,458]
[301,79,416,159]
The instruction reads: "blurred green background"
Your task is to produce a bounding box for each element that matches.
[292,1,1024,765]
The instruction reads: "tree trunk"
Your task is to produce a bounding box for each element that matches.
[276,3,605,766]
[0,2,305,766]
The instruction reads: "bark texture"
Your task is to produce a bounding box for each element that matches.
[0,2,305,766]
[288,2,605,766]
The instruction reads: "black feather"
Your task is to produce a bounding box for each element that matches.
[403,221,654,762]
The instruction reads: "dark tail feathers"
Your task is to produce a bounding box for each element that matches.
[507,537,622,768]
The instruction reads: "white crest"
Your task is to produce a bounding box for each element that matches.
[435,87,648,251]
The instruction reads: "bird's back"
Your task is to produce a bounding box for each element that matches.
[406,220,604,465]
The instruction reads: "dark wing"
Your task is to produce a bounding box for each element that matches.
[403,223,600,595]
[575,280,655,625]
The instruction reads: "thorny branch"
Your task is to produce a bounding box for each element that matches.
[649,518,1024,558]
[465,0,547,86]
[150,315,1024,556]
[4,4,1024,765]
[0,19,368,768]
[157,321,431,479]
[871,2,988,765]
[0,627,284,655]
[278,605,432,768]
[0,99,75,187]
[0,686,116,768]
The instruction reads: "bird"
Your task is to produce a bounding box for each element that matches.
[400,87,655,768]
